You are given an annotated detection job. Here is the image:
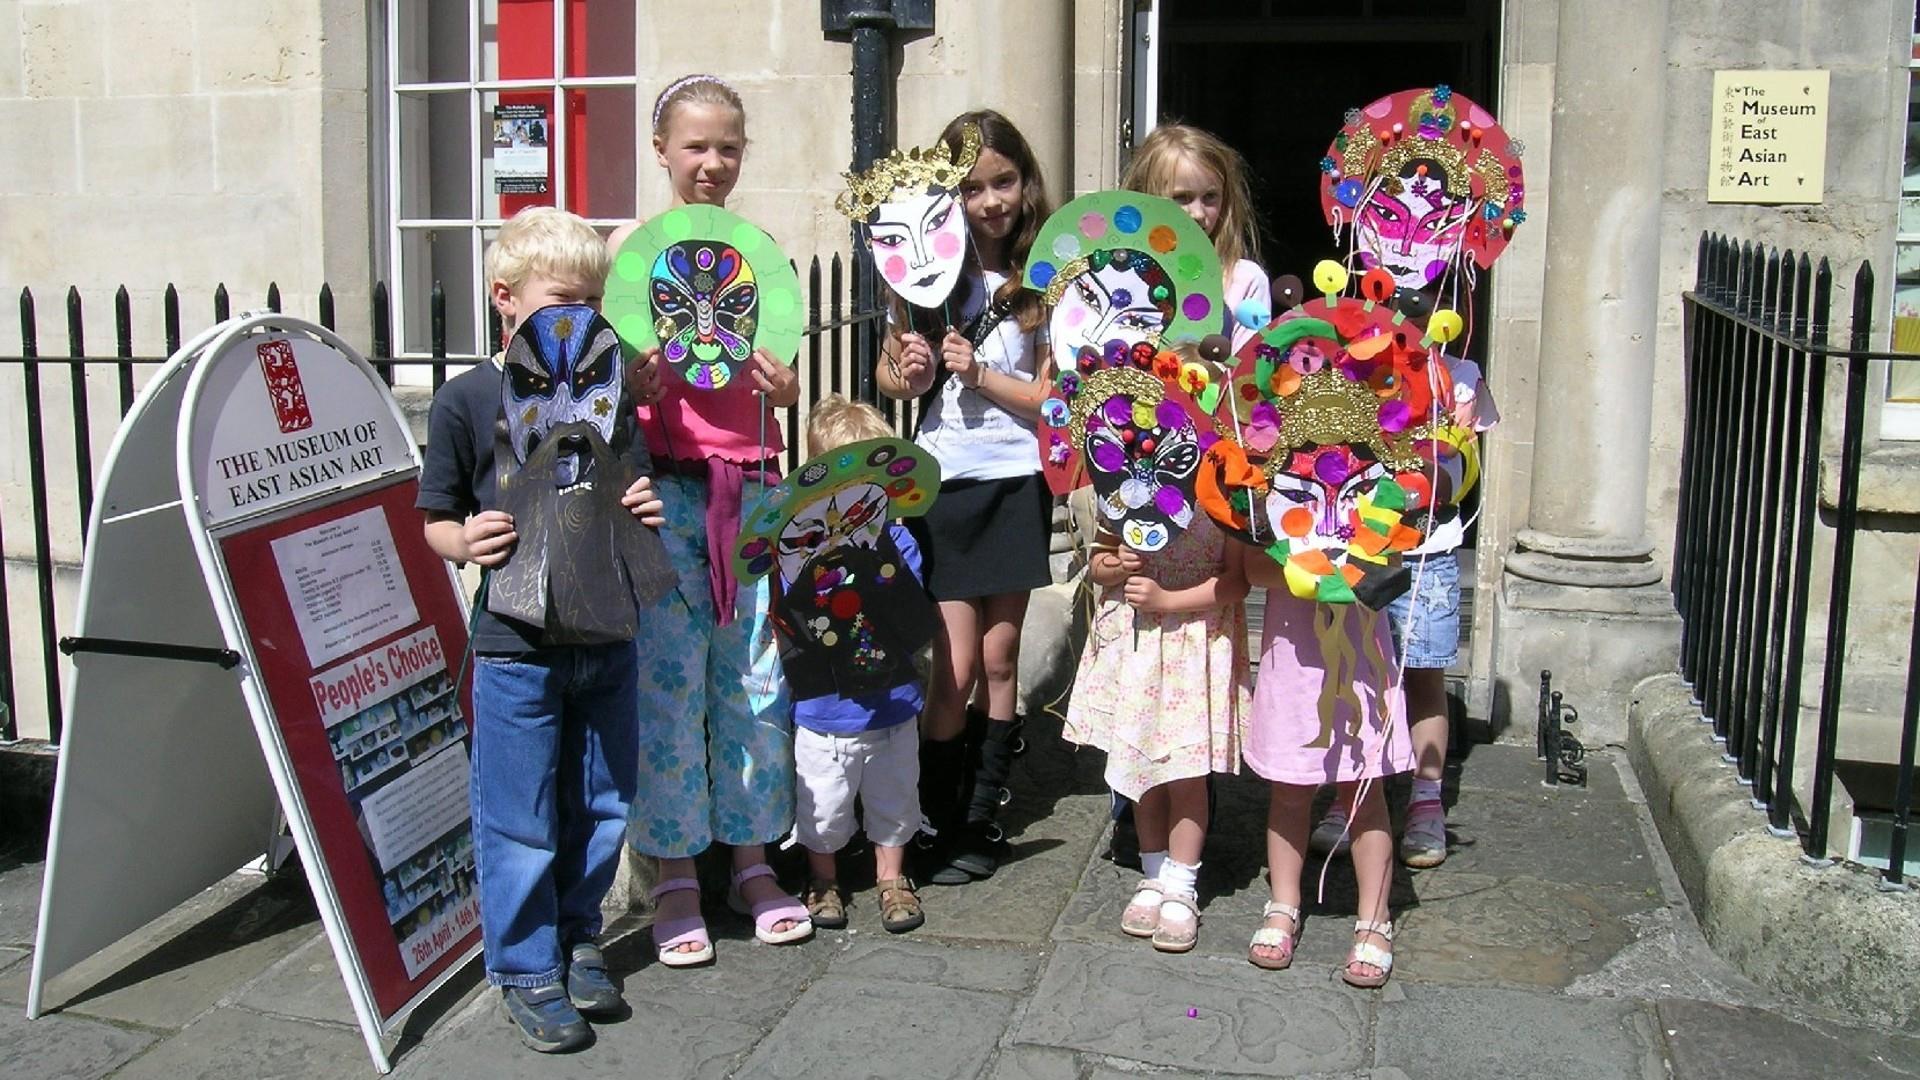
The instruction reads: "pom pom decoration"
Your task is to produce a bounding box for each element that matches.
[1271,274,1306,311]
[1312,259,1349,301]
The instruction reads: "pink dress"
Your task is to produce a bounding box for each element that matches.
[1244,593,1413,785]
[1064,517,1250,800]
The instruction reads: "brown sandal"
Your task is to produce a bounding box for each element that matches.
[804,879,848,929]
[876,877,924,934]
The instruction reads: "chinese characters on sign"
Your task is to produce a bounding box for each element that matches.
[1708,70,1829,205]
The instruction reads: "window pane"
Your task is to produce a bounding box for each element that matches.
[396,1,470,83]
[567,0,635,77]
[397,91,474,220]
[483,90,558,220]
[399,229,480,357]
[484,0,556,81]
[571,86,637,219]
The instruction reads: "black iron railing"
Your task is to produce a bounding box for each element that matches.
[1676,232,1918,887]
[0,256,888,746]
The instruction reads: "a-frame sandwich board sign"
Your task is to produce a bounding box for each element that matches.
[28,313,482,1073]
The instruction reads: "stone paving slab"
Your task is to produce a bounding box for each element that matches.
[981,1043,1080,1080]
[1447,741,1628,801]
[733,974,1017,1080]
[0,852,46,947]
[392,980,775,1079]
[826,936,1042,994]
[919,790,1112,946]
[0,869,320,1028]
[1434,788,1660,892]
[1656,999,1920,1080]
[601,916,828,1028]
[1374,984,1667,1080]
[0,1001,156,1079]
[108,1006,371,1080]
[229,930,356,1027]
[0,943,27,977]
[1391,872,1657,990]
[1015,942,1372,1077]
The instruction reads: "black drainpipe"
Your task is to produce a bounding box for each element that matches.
[822,1,935,404]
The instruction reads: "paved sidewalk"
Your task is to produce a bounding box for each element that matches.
[4,728,1918,1079]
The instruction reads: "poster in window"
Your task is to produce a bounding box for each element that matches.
[494,103,550,195]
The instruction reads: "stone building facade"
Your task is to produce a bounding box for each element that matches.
[2,0,1914,852]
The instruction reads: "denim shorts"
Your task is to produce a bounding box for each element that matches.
[1387,550,1461,669]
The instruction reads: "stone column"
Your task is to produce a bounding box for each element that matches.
[1491,0,1681,742]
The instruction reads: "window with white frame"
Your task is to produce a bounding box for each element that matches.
[384,0,638,370]
[1889,13,1920,437]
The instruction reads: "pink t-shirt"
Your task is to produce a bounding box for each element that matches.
[637,377,785,465]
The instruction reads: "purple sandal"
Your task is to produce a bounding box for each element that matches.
[649,877,714,967]
[727,863,814,945]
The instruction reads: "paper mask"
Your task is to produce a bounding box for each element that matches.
[735,438,942,700]
[836,123,981,311]
[1320,86,1526,289]
[1198,303,1435,607]
[1037,341,1218,552]
[605,204,804,391]
[488,305,678,643]
[1025,192,1225,376]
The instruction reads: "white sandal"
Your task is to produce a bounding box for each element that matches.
[1342,918,1394,988]
[1120,879,1164,938]
[1150,890,1200,953]
[1247,901,1300,970]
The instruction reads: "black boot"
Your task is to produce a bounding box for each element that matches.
[913,734,968,882]
[947,715,1022,880]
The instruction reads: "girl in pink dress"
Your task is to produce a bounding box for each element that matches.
[1241,564,1412,986]
[1064,514,1250,953]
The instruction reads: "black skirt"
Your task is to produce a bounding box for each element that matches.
[907,472,1054,601]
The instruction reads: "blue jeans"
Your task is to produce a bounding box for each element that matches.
[471,642,639,987]
[1387,550,1462,669]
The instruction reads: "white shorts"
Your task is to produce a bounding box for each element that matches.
[793,722,921,853]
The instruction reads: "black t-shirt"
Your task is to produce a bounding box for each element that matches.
[416,360,653,653]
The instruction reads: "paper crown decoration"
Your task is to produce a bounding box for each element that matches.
[605,204,803,391]
[834,123,982,222]
[1320,86,1526,288]
[1024,191,1226,359]
[1037,338,1221,552]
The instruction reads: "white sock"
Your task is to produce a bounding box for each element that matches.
[1158,857,1199,897]
[1411,777,1443,805]
[1140,850,1168,882]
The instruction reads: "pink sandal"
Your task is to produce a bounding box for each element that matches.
[1248,901,1300,971]
[727,864,814,945]
[649,877,714,968]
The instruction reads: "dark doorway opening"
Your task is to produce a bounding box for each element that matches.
[1154,1,1501,284]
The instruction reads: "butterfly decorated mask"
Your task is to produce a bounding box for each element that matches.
[605,204,803,393]
[649,241,759,389]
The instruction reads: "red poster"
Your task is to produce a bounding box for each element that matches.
[217,477,479,1018]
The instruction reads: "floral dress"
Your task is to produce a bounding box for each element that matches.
[1063,515,1249,800]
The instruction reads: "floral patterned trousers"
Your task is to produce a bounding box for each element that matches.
[626,473,794,859]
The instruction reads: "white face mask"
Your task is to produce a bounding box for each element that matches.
[1047,261,1166,372]
[866,190,968,309]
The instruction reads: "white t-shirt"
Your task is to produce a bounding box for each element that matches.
[909,271,1044,483]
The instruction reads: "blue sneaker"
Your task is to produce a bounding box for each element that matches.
[566,943,623,1016]
[500,983,590,1053]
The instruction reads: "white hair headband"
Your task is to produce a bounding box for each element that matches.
[651,74,739,131]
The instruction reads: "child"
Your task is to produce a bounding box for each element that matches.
[787,396,930,933]
[1241,560,1413,987]
[1065,511,1249,952]
[418,206,666,1051]
[874,109,1056,885]
[1311,306,1500,869]
[1121,124,1270,353]
[610,74,810,967]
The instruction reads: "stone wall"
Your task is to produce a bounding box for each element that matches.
[1,0,371,741]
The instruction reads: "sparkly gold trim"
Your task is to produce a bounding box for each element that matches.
[1066,367,1163,453]
[834,123,983,221]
